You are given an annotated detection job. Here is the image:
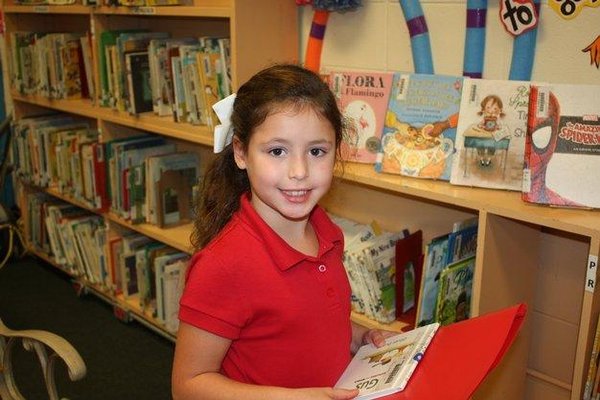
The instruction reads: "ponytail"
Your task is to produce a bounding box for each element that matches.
[191,146,249,250]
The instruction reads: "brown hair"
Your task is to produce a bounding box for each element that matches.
[191,64,343,250]
[478,94,506,118]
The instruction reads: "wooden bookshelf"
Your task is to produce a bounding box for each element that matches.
[2,0,298,366]
[4,1,600,399]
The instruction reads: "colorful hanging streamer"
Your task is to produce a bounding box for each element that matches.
[398,0,434,74]
[301,0,363,73]
[304,10,330,73]
[508,0,540,81]
[463,0,488,78]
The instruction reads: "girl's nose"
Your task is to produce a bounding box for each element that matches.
[288,155,308,180]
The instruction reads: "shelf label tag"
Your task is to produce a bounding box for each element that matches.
[33,5,50,13]
[586,254,598,293]
[132,6,156,14]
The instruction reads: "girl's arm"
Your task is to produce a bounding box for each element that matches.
[172,322,359,400]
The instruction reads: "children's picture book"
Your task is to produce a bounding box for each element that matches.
[329,70,394,164]
[450,78,530,190]
[377,73,463,180]
[414,234,449,327]
[415,220,478,328]
[435,256,475,326]
[522,83,600,209]
[335,322,439,399]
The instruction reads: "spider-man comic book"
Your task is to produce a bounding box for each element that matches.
[522,83,600,208]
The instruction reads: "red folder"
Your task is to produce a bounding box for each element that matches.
[384,303,527,400]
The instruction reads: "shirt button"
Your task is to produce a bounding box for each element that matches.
[326,288,335,297]
[318,264,327,272]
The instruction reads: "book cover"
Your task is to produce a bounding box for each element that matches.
[435,256,475,326]
[97,29,144,107]
[125,51,153,114]
[377,73,463,180]
[394,230,423,328]
[450,78,530,190]
[335,322,440,399]
[394,304,526,400]
[415,234,449,327]
[522,83,600,209]
[329,70,394,164]
[156,168,194,228]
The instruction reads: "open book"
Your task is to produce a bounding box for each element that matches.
[335,323,440,399]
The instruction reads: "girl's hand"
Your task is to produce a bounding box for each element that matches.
[295,387,359,399]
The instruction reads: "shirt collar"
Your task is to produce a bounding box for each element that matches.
[235,192,342,271]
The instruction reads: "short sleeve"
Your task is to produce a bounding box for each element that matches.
[179,251,249,339]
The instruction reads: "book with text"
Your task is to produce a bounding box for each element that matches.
[377,73,463,180]
[329,70,393,164]
[335,323,439,399]
[450,78,530,190]
[522,83,600,209]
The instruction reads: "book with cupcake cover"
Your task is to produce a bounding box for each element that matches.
[376,73,463,180]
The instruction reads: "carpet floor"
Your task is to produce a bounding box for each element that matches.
[0,255,175,399]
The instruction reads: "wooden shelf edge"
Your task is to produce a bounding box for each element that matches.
[351,312,407,332]
[3,4,91,14]
[11,93,214,145]
[28,184,194,254]
[526,368,572,391]
[2,4,230,17]
[339,163,600,237]
[106,212,194,254]
[94,5,230,17]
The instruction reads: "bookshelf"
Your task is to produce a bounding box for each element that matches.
[3,3,599,400]
[2,0,298,339]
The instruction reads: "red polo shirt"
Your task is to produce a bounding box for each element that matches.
[179,193,353,388]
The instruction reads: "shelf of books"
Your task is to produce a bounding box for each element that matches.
[2,0,299,348]
[4,1,600,399]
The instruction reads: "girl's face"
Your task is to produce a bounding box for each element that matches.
[483,99,502,118]
[233,107,336,228]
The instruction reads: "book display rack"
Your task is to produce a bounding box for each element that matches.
[3,2,600,399]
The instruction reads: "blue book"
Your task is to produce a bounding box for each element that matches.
[377,73,463,180]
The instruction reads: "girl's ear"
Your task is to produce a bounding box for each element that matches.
[232,136,247,170]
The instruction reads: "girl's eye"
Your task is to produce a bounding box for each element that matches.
[310,148,327,157]
[269,148,285,157]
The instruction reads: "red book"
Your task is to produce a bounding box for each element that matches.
[383,303,527,400]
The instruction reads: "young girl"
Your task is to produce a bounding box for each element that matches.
[476,94,508,166]
[172,64,395,400]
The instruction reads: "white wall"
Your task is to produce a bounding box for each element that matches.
[298,0,600,85]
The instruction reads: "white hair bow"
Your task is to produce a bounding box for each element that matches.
[212,93,237,153]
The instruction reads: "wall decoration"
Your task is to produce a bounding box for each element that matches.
[298,0,362,73]
[463,0,488,78]
[583,35,600,68]
[508,0,540,81]
[499,0,539,37]
[548,0,600,20]
[398,0,434,74]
